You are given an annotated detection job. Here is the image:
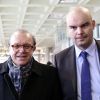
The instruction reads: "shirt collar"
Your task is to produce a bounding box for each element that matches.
[75,39,96,58]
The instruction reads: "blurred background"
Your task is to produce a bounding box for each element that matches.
[0,0,100,64]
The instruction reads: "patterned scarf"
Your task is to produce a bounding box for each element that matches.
[7,57,33,94]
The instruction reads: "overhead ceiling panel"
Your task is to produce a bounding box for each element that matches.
[0,0,99,49]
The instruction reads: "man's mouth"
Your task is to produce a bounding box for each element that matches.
[17,55,27,58]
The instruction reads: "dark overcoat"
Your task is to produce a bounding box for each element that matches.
[0,58,63,100]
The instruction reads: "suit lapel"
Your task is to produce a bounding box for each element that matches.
[66,46,77,94]
[96,40,100,62]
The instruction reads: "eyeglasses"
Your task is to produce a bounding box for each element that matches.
[11,44,33,51]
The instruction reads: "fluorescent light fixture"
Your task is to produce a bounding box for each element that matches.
[59,0,77,3]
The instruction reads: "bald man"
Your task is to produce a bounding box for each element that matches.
[54,6,100,100]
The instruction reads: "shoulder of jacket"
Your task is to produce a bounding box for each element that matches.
[0,61,8,74]
[55,45,74,56]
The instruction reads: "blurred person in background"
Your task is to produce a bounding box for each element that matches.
[0,29,63,100]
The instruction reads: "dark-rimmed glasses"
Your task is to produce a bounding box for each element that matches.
[11,44,33,51]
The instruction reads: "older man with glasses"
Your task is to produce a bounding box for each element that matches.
[0,29,63,100]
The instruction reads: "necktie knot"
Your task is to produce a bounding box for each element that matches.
[81,51,88,59]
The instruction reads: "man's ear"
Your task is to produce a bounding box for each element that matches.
[92,20,95,29]
[33,46,36,51]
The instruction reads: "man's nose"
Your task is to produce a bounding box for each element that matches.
[77,27,83,34]
[18,46,25,51]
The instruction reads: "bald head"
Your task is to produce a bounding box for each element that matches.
[65,6,95,50]
[9,29,36,46]
[66,6,92,24]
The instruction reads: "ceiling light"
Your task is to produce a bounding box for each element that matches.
[59,0,77,3]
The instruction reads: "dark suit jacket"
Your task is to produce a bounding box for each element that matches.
[54,40,100,100]
[0,57,63,100]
